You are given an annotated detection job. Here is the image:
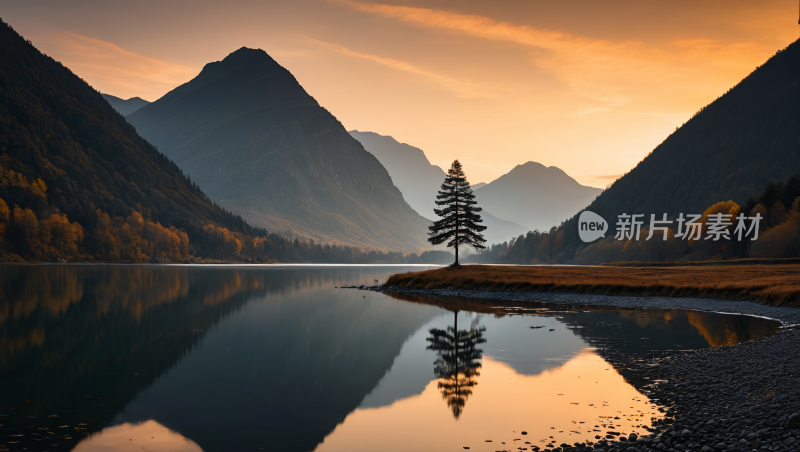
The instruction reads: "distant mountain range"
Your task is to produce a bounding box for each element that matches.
[128,48,430,252]
[349,131,528,246]
[474,162,602,232]
[101,94,150,116]
[0,20,254,243]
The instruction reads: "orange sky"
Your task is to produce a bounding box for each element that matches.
[4,0,798,186]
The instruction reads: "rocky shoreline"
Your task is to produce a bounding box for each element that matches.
[372,286,800,452]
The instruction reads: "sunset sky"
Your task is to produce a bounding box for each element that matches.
[4,0,798,186]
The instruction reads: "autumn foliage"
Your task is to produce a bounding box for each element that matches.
[93,210,189,262]
[1,202,84,259]
[0,165,47,202]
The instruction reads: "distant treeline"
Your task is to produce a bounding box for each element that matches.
[467,175,800,265]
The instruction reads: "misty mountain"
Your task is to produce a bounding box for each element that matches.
[128,48,431,251]
[101,93,150,115]
[581,40,800,219]
[349,130,528,246]
[0,20,254,242]
[472,182,487,190]
[473,162,602,231]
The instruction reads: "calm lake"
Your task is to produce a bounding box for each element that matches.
[0,265,780,452]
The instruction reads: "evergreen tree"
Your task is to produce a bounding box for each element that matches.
[428,160,487,266]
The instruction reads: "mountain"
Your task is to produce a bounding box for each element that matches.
[347,131,444,220]
[128,48,430,252]
[473,162,602,231]
[472,39,800,264]
[582,40,800,219]
[0,20,255,246]
[101,93,150,115]
[349,130,528,245]
[472,182,487,190]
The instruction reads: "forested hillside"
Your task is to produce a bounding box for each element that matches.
[0,19,268,260]
[470,39,800,264]
[0,19,445,264]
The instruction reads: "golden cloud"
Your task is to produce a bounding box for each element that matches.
[40,32,197,101]
[338,1,777,111]
[303,36,501,99]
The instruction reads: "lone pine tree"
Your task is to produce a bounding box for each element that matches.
[428,160,487,266]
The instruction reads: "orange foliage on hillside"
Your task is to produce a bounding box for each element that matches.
[5,204,83,257]
[203,223,242,258]
[42,213,84,254]
[0,164,47,201]
[94,209,190,262]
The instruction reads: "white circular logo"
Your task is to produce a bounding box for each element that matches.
[578,211,608,243]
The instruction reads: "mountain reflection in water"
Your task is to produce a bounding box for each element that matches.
[0,265,780,452]
[72,420,202,452]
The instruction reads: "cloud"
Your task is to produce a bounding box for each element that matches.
[38,32,197,101]
[591,173,624,189]
[336,1,644,106]
[303,36,500,99]
[336,1,773,111]
[596,173,625,181]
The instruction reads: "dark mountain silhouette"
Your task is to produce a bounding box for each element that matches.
[473,161,602,231]
[349,130,528,245]
[582,40,800,220]
[101,93,150,115]
[0,20,256,246]
[471,40,800,264]
[128,49,430,251]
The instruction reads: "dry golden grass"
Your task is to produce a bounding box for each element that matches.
[384,265,800,306]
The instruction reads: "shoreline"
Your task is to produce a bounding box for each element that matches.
[383,265,800,306]
[371,286,800,452]
[375,285,800,325]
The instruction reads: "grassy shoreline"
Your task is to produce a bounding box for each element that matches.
[384,264,800,306]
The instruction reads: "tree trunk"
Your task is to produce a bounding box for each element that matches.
[454,187,460,266]
[454,310,458,373]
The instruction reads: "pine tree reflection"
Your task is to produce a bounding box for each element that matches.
[426,311,486,419]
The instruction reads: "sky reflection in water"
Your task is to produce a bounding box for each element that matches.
[0,265,779,452]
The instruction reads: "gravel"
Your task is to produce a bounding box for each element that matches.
[373,286,800,452]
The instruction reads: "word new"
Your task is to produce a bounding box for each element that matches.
[614,213,762,241]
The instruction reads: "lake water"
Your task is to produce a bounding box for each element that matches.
[0,265,780,452]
